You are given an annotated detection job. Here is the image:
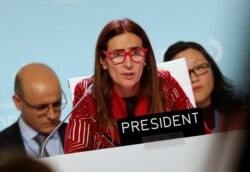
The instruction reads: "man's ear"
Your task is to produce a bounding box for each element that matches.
[12,94,23,111]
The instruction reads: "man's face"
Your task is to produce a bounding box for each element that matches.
[14,76,62,134]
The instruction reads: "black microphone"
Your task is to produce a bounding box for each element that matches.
[40,84,94,158]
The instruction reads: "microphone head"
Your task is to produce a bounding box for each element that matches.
[87,84,94,92]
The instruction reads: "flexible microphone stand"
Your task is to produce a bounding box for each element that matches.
[40,84,93,158]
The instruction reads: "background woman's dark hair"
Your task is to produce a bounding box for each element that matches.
[164,41,235,112]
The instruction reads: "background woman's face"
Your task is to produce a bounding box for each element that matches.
[173,48,214,108]
[100,32,145,97]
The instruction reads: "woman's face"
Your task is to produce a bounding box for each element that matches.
[172,48,214,108]
[100,32,146,97]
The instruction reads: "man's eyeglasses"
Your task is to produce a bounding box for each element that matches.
[188,63,210,76]
[101,48,148,65]
[18,90,68,114]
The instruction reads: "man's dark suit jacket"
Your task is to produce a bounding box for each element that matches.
[0,120,67,157]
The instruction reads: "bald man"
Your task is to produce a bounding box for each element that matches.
[0,63,67,158]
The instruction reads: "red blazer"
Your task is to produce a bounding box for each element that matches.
[64,70,193,153]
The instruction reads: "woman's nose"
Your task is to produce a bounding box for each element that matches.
[124,55,133,68]
[189,71,199,83]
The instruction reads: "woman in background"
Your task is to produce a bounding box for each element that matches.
[164,41,247,134]
[64,19,193,153]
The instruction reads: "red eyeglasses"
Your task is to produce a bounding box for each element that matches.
[102,48,148,65]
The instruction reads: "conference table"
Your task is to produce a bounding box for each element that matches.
[40,130,246,172]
